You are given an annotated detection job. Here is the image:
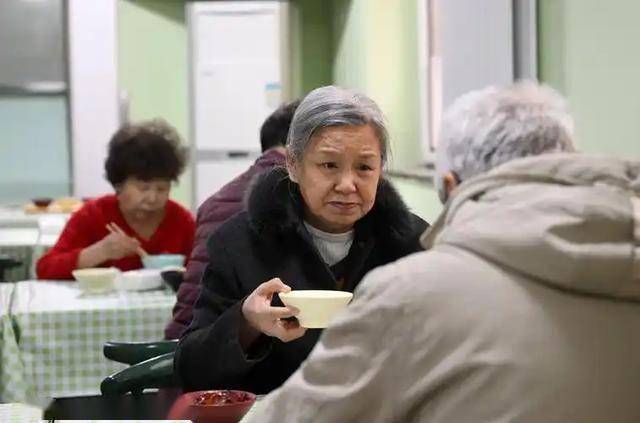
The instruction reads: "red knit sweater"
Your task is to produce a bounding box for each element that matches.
[36,194,195,280]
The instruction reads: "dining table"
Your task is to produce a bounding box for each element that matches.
[0,279,175,404]
[0,206,68,281]
[0,206,49,227]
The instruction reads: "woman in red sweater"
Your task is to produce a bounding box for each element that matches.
[37,119,195,280]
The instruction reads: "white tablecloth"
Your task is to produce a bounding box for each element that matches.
[0,228,39,247]
[0,207,40,228]
[0,206,69,229]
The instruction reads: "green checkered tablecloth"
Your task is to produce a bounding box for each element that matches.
[0,280,175,403]
[0,283,31,403]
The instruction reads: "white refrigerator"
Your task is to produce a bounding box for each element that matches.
[187,1,287,210]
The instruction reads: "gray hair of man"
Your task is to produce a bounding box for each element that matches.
[286,85,389,167]
[435,81,576,202]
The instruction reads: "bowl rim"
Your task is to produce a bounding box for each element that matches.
[186,389,257,408]
[160,266,186,273]
[143,254,185,259]
[72,267,119,276]
[121,269,162,276]
[279,290,353,299]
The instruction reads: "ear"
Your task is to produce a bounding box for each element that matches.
[443,171,459,198]
[285,150,299,183]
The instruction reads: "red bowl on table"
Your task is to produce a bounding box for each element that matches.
[167,390,257,423]
[32,197,53,208]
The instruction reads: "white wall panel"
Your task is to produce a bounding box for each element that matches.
[68,0,119,197]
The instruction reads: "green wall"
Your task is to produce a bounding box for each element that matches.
[117,0,442,220]
[118,0,191,207]
[326,0,640,222]
[119,0,335,208]
[539,0,640,158]
[389,177,443,223]
[332,0,423,171]
[331,0,442,222]
[289,0,334,97]
[116,0,640,222]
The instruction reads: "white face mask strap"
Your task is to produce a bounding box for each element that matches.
[631,196,640,280]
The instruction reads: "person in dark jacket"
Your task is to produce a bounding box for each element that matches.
[174,86,429,394]
[165,100,299,339]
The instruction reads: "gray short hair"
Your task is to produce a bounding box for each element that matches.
[287,86,388,163]
[436,81,576,187]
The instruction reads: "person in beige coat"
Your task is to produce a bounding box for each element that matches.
[246,82,640,422]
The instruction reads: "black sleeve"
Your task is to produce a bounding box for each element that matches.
[174,231,272,391]
[404,213,430,255]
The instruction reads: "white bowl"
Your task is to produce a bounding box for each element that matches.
[118,269,163,291]
[278,290,354,328]
[142,254,185,269]
[72,267,119,294]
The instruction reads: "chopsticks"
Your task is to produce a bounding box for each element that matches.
[106,222,149,258]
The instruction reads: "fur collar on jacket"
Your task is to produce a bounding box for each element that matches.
[245,167,418,247]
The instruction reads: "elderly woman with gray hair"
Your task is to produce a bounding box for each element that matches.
[175,86,428,393]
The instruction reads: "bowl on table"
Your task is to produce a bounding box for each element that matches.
[167,390,257,423]
[118,269,163,291]
[72,267,119,294]
[142,254,185,270]
[32,197,53,208]
[160,266,186,292]
[278,290,354,329]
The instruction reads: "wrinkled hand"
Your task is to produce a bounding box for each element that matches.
[242,278,306,342]
[98,231,141,261]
